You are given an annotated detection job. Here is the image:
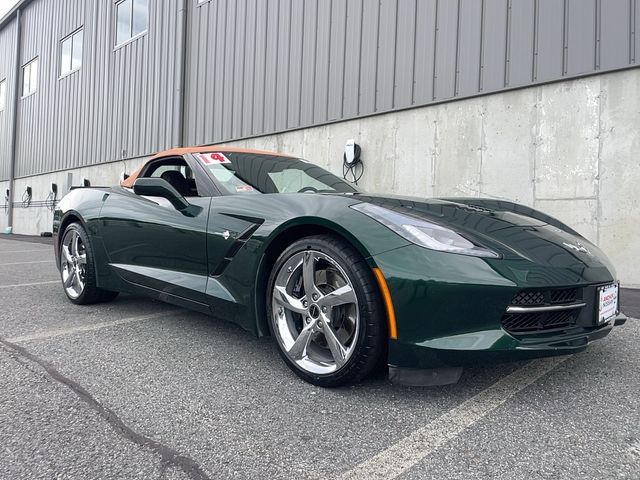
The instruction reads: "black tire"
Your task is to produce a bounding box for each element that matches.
[266,235,386,387]
[59,222,119,305]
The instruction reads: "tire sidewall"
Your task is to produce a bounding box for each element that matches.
[266,235,385,387]
[60,222,95,305]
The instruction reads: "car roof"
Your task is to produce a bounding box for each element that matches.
[120,146,295,188]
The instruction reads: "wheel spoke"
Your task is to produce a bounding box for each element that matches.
[273,286,307,315]
[318,284,357,309]
[63,270,75,288]
[321,315,348,368]
[302,251,319,298]
[287,323,315,360]
[74,269,84,292]
[71,232,80,257]
[61,245,73,264]
[273,248,360,375]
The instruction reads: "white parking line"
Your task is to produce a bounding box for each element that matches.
[339,356,569,480]
[5,310,180,343]
[0,280,59,289]
[0,260,55,266]
[0,249,51,254]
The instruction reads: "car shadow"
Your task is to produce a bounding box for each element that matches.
[106,294,530,399]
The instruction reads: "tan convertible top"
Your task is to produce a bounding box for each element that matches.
[120,146,295,188]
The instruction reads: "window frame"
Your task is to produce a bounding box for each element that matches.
[21,57,39,99]
[59,27,84,79]
[114,0,148,49]
[137,155,219,198]
[0,79,6,111]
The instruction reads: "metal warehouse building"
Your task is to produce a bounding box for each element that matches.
[0,0,639,285]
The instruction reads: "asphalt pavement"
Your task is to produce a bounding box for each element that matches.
[0,235,638,480]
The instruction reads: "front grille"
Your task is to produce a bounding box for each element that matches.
[512,290,545,306]
[501,309,578,333]
[550,288,578,304]
[501,287,585,335]
[511,288,579,306]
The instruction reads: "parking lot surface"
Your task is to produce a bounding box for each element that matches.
[0,235,638,479]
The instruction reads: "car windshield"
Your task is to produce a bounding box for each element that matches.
[196,152,358,195]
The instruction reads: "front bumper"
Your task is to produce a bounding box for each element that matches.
[371,245,625,376]
[388,316,624,371]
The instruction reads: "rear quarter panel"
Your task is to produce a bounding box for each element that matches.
[53,187,111,269]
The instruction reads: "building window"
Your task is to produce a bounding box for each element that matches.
[116,0,148,46]
[22,58,38,97]
[0,79,6,111]
[60,28,83,77]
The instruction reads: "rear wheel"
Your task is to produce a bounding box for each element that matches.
[60,222,119,305]
[267,235,386,387]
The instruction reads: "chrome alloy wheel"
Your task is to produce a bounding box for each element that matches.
[271,250,360,375]
[60,228,87,299]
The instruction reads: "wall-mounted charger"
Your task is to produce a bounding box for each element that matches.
[22,186,33,207]
[343,139,363,184]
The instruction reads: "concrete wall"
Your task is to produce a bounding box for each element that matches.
[0,180,8,232]
[1,157,144,235]
[3,68,639,286]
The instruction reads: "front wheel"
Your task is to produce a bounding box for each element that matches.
[59,222,119,305]
[267,235,386,387]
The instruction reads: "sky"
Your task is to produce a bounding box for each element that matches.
[0,0,19,18]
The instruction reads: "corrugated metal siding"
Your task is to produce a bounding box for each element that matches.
[2,0,639,177]
[0,18,17,181]
[507,0,536,87]
[13,0,182,178]
[600,0,632,70]
[184,0,640,147]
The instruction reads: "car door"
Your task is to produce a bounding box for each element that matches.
[99,155,213,310]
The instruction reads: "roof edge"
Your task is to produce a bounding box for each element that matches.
[0,0,30,30]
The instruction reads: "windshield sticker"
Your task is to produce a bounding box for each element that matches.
[199,153,231,165]
[236,185,254,192]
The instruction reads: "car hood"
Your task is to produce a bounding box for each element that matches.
[341,193,614,274]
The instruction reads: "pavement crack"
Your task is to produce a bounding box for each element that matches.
[0,336,212,480]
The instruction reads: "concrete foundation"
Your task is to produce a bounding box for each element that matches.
[0,159,142,235]
[2,69,639,286]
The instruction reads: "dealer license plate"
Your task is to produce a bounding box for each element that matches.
[597,283,619,324]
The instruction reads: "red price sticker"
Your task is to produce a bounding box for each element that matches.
[199,152,231,165]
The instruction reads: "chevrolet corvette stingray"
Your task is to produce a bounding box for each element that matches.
[53,147,626,387]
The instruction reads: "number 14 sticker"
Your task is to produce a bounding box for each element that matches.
[199,153,231,165]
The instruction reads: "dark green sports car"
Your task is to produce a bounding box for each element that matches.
[53,146,626,387]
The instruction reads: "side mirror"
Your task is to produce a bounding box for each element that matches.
[133,177,192,212]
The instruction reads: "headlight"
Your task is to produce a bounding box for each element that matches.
[351,202,500,258]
